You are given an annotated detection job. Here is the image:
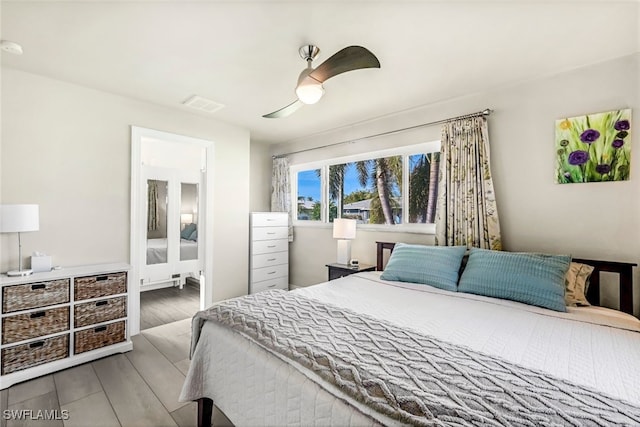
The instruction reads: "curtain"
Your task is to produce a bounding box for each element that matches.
[435,116,502,250]
[271,157,294,242]
[147,180,159,232]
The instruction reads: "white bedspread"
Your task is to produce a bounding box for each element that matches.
[146,238,197,264]
[181,271,640,425]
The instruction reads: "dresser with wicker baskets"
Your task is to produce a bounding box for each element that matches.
[0,263,132,389]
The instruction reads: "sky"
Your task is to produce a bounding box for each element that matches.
[297,164,368,202]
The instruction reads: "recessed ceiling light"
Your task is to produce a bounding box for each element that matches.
[1,40,23,55]
[182,95,224,114]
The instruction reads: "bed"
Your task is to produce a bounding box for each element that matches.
[146,238,198,264]
[180,242,640,426]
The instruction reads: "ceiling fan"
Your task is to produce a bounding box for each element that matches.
[263,45,381,118]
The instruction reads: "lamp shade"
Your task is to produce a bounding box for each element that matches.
[180,213,194,224]
[0,204,39,233]
[333,218,356,240]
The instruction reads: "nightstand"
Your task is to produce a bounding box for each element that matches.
[326,263,376,281]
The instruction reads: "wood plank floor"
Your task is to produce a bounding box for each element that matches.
[140,283,200,330]
[0,319,233,427]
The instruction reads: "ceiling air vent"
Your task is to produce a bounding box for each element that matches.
[182,95,225,114]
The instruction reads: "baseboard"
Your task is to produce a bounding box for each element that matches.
[186,276,200,287]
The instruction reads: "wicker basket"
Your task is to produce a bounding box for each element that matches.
[2,307,70,345]
[2,279,70,314]
[1,334,69,375]
[74,321,125,354]
[74,272,127,301]
[74,296,126,328]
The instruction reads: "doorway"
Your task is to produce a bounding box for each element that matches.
[130,126,215,335]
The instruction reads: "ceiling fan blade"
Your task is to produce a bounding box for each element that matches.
[262,100,303,118]
[309,46,380,83]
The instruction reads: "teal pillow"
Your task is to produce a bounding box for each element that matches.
[188,229,197,241]
[181,223,196,240]
[380,243,467,292]
[458,248,570,312]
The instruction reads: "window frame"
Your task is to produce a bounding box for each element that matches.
[290,140,440,234]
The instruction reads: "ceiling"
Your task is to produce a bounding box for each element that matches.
[2,1,638,144]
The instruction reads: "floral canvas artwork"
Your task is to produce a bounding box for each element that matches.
[555,109,631,184]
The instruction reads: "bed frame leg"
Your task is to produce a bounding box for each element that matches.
[197,398,213,427]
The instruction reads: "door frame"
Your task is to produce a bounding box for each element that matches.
[130,126,215,336]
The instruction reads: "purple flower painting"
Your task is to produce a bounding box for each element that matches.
[556,109,631,184]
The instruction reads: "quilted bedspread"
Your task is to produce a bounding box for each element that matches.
[185,289,640,426]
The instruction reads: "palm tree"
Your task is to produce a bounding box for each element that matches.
[316,157,402,225]
[408,153,440,223]
[356,156,402,224]
[315,164,347,221]
[409,154,430,222]
[425,152,440,223]
[328,164,346,221]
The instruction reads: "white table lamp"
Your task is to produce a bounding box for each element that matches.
[180,213,194,230]
[0,204,40,276]
[333,218,356,265]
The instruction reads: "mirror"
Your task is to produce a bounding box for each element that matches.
[146,179,168,264]
[180,182,198,261]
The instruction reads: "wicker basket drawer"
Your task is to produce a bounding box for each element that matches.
[75,272,127,301]
[2,307,70,345]
[2,279,70,314]
[74,321,125,354]
[1,334,69,375]
[74,296,127,328]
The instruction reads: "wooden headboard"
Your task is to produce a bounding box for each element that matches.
[376,241,637,316]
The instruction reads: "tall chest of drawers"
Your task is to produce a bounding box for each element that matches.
[249,212,289,294]
[0,263,132,389]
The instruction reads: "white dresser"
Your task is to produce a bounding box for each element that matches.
[250,212,289,294]
[0,263,132,389]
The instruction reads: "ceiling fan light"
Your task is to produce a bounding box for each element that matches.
[295,81,324,105]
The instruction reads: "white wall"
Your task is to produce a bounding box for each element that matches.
[273,54,640,315]
[249,142,272,212]
[1,68,251,302]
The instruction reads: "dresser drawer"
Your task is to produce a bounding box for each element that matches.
[251,251,288,269]
[74,296,127,328]
[252,227,288,241]
[1,334,69,375]
[250,277,288,294]
[251,239,288,255]
[251,264,288,283]
[2,279,70,314]
[2,307,70,345]
[75,272,127,301]
[251,213,288,227]
[74,320,126,354]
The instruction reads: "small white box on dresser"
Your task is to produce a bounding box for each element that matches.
[0,263,133,389]
[30,254,52,273]
[249,212,289,294]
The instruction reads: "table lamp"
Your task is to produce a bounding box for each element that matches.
[0,204,40,276]
[180,213,194,230]
[333,218,356,265]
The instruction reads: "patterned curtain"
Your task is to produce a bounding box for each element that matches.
[271,157,294,242]
[147,180,159,232]
[435,116,502,250]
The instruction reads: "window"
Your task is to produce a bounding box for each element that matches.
[296,169,321,221]
[291,141,440,231]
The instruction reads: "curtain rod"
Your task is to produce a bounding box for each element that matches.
[272,108,493,159]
